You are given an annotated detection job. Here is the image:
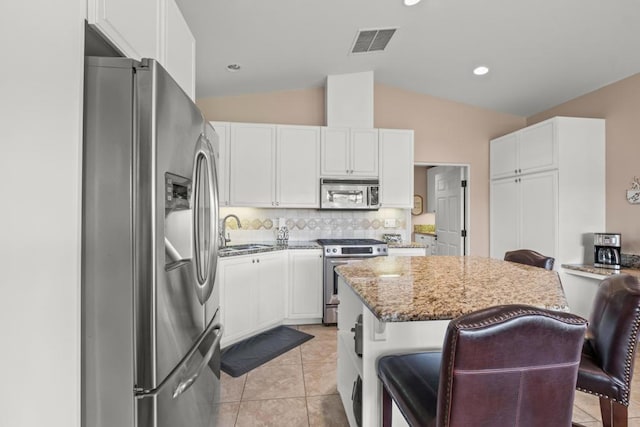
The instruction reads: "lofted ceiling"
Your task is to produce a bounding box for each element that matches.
[175,0,640,117]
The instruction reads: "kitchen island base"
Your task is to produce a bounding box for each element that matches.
[335,256,568,426]
[337,277,448,427]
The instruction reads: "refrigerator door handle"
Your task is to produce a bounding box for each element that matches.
[135,321,223,399]
[172,323,223,399]
[191,133,219,305]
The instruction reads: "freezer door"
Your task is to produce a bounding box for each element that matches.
[136,313,223,427]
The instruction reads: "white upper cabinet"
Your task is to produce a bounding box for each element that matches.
[88,0,160,60]
[320,128,350,176]
[321,127,378,177]
[350,129,379,177]
[160,0,195,99]
[228,123,320,208]
[490,120,557,179]
[379,129,414,208]
[489,133,518,179]
[229,123,277,207]
[276,125,320,207]
[210,122,230,207]
[489,117,605,265]
[88,0,195,99]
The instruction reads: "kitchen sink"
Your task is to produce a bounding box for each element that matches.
[219,244,274,253]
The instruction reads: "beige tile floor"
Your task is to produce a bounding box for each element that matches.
[217,324,348,426]
[218,324,640,426]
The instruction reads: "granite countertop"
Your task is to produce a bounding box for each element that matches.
[336,256,568,322]
[219,240,426,256]
[414,231,437,237]
[561,264,640,279]
[218,241,321,257]
[388,242,426,249]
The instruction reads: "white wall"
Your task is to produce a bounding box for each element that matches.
[0,1,85,426]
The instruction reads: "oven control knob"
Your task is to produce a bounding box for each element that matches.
[332,248,337,253]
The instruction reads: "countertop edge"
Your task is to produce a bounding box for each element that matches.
[388,242,426,249]
[561,264,640,279]
[218,242,322,258]
[338,256,569,323]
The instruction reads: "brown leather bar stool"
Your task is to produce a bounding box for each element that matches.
[377,304,587,427]
[574,274,640,427]
[504,249,555,270]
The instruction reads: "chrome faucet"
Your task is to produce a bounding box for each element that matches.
[220,214,242,248]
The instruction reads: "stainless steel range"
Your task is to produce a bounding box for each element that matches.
[317,239,388,324]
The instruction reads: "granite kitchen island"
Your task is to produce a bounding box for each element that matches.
[335,256,569,427]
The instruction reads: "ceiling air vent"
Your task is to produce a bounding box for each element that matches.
[351,28,397,54]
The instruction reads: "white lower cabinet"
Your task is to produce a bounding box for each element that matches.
[219,251,286,348]
[388,247,426,256]
[414,234,437,255]
[559,270,601,319]
[286,249,323,322]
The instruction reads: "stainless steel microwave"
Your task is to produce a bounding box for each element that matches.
[320,178,380,210]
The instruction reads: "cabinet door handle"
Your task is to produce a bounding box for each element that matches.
[518,168,522,173]
[252,259,255,263]
[256,259,260,263]
[514,169,518,174]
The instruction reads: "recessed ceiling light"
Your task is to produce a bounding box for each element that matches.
[473,65,490,76]
[404,0,421,6]
[226,64,241,72]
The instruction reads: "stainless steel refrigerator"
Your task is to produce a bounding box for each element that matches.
[82,57,222,427]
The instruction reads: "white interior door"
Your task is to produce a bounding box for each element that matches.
[435,167,464,255]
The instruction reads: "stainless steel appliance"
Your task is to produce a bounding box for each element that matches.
[594,232,622,269]
[317,238,388,324]
[320,178,380,210]
[82,57,223,427]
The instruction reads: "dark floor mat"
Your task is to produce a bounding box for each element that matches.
[221,326,314,377]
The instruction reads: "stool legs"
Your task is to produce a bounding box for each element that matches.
[599,397,628,427]
[381,386,392,427]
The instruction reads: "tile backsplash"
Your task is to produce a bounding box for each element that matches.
[220,207,410,243]
[622,253,640,269]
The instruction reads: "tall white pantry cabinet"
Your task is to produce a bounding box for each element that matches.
[489,117,605,267]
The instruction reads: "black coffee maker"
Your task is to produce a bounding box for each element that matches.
[594,233,621,269]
